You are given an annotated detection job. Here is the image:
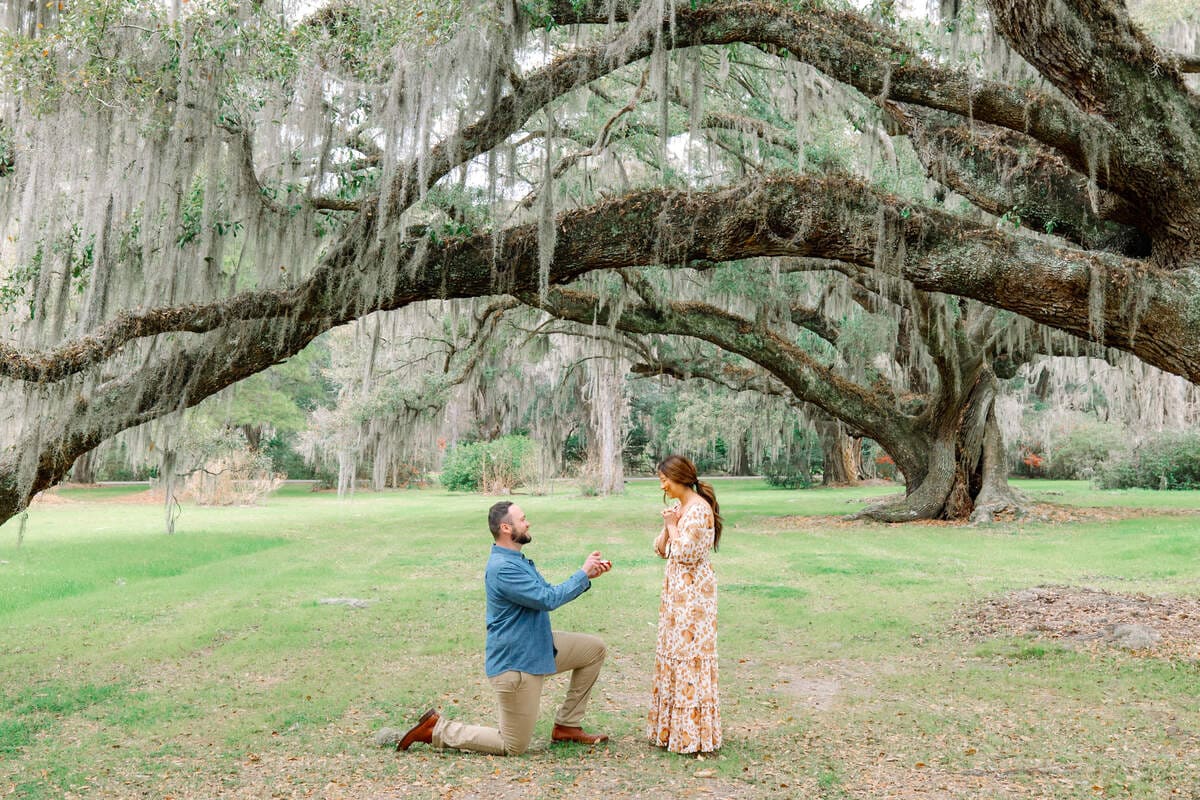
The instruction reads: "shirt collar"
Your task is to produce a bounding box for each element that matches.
[491,543,528,562]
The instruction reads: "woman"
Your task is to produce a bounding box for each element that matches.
[647,454,723,754]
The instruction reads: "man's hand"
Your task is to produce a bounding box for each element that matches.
[583,551,612,579]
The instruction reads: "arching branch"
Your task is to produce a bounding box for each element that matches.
[4,174,1199,386]
[519,285,928,479]
[886,103,1148,254]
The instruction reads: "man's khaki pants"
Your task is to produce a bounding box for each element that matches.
[432,631,606,755]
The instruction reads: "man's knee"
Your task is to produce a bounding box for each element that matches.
[502,732,533,756]
[590,635,607,664]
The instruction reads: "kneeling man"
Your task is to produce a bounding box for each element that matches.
[398,500,612,755]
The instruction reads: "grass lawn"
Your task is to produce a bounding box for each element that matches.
[1,479,1198,799]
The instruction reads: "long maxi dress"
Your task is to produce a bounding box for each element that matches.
[647,500,722,753]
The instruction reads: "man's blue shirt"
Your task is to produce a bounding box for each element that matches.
[484,544,591,677]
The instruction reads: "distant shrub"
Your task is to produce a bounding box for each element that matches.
[1097,431,1200,490]
[762,455,813,489]
[441,435,533,493]
[181,451,284,506]
[1045,423,1128,480]
[873,452,897,482]
[389,462,429,489]
[440,442,487,492]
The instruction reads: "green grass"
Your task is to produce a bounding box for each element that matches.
[1,479,1198,798]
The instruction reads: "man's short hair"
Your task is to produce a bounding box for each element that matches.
[488,501,515,539]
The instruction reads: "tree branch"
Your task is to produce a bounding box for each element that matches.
[6,174,1198,386]
[6,173,1200,521]
[519,285,928,478]
[885,102,1147,254]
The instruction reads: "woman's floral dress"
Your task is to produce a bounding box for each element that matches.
[647,501,722,753]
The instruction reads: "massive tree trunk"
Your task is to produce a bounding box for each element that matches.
[815,418,863,486]
[585,353,627,495]
[857,368,1023,522]
[729,433,753,477]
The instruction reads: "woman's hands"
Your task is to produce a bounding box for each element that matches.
[661,505,680,528]
[655,505,680,558]
[653,528,669,559]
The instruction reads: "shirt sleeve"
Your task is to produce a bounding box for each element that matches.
[670,505,713,564]
[494,560,591,611]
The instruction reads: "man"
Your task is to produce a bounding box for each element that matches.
[397,500,613,755]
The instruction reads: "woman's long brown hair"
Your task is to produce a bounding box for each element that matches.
[657,454,723,550]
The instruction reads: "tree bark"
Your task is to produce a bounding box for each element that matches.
[855,368,1023,522]
[70,451,97,485]
[815,418,862,486]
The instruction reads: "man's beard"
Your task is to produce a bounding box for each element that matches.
[514,530,532,544]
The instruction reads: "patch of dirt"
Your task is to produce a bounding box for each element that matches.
[821,478,897,488]
[28,491,76,505]
[771,658,909,712]
[956,585,1200,660]
[102,488,169,504]
[761,502,1200,530]
[30,485,167,506]
[847,762,1079,799]
[772,673,840,711]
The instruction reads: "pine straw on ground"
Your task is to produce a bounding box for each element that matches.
[955,585,1200,661]
[761,502,1200,532]
[29,485,166,505]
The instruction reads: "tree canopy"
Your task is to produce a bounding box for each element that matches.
[1,0,1199,524]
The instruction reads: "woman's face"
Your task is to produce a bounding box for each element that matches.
[658,472,686,500]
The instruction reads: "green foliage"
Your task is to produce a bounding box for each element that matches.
[0,247,41,319]
[263,432,321,482]
[92,441,156,482]
[220,374,308,435]
[762,458,814,489]
[440,435,533,492]
[0,0,466,124]
[0,122,12,175]
[0,228,92,322]
[1097,431,1200,490]
[1046,422,1128,480]
[175,177,243,247]
[295,0,467,80]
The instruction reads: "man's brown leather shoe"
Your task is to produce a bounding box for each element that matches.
[551,724,609,745]
[397,708,439,751]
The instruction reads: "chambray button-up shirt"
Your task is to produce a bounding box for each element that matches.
[484,544,591,677]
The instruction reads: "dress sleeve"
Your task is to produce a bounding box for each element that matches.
[669,505,713,564]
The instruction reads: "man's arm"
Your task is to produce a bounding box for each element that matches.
[494,560,591,612]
